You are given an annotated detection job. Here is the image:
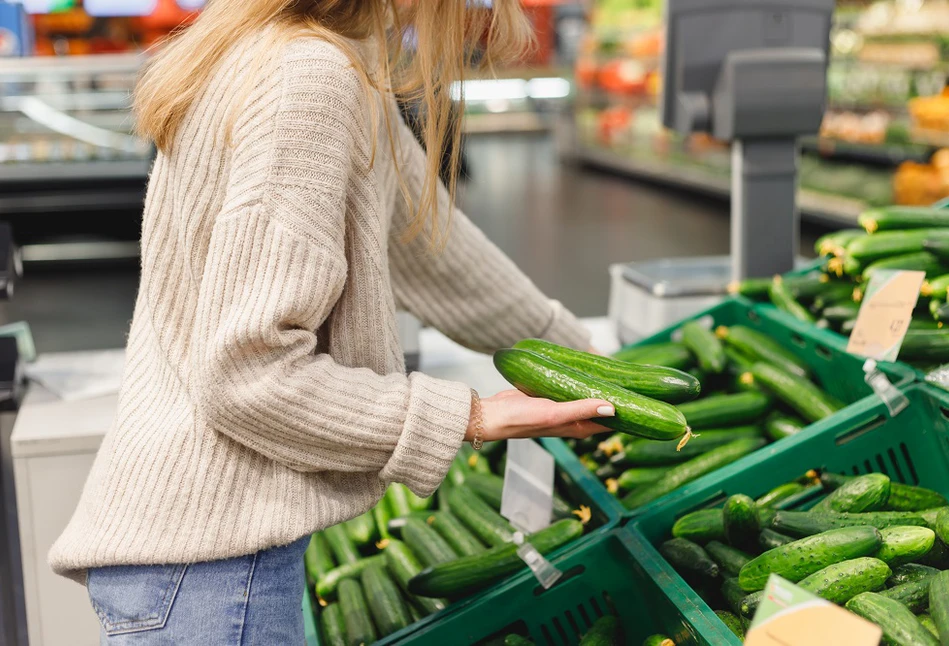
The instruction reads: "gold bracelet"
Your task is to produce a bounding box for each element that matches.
[469,389,484,451]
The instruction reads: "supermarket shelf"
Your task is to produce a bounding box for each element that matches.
[575,144,865,227]
[800,136,933,166]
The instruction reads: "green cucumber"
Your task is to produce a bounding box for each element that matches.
[738,527,882,592]
[764,413,806,442]
[494,349,689,441]
[325,524,361,566]
[659,537,719,579]
[459,444,491,475]
[402,517,458,567]
[514,338,701,403]
[862,251,946,282]
[320,602,347,646]
[724,346,757,375]
[900,331,949,362]
[860,206,949,233]
[344,512,377,548]
[881,574,937,613]
[622,438,766,510]
[724,494,760,551]
[504,636,535,646]
[675,391,771,430]
[360,564,411,637]
[875,526,936,567]
[338,578,377,646]
[406,490,433,512]
[407,599,423,623]
[428,512,485,557]
[847,228,949,263]
[716,325,810,378]
[798,557,891,604]
[937,509,949,545]
[846,592,939,646]
[821,473,948,512]
[671,509,725,543]
[740,590,763,618]
[749,362,843,423]
[383,539,448,615]
[642,635,675,646]
[387,484,414,518]
[706,541,753,576]
[447,486,514,548]
[723,576,749,615]
[757,482,806,508]
[920,507,947,530]
[305,533,335,585]
[407,519,583,598]
[889,564,942,587]
[925,238,949,263]
[920,539,949,569]
[315,554,387,602]
[595,462,620,481]
[823,302,861,322]
[772,510,929,537]
[920,614,939,639]
[616,466,670,491]
[374,499,393,543]
[925,274,949,301]
[759,529,795,551]
[579,615,620,646]
[812,282,862,311]
[386,511,436,538]
[785,272,838,302]
[612,342,693,370]
[770,277,816,323]
[815,473,891,513]
[715,610,745,639]
[817,229,867,255]
[933,302,949,322]
[681,320,726,374]
[929,571,949,645]
[464,472,573,520]
[729,276,773,298]
[619,426,761,466]
[446,456,468,487]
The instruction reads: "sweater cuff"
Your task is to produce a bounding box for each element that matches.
[539,300,592,350]
[380,373,471,496]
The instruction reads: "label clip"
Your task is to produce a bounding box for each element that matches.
[863,359,909,417]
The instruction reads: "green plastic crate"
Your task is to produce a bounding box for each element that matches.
[380,528,736,646]
[628,383,949,646]
[302,448,623,646]
[548,296,915,520]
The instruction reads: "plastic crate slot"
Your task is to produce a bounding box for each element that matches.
[863,459,874,474]
[563,609,582,641]
[875,454,890,477]
[940,406,949,421]
[550,615,569,645]
[814,344,834,361]
[576,602,592,628]
[533,565,585,597]
[790,333,806,348]
[885,447,906,484]
[589,594,605,618]
[834,416,886,446]
[539,623,555,646]
[899,442,920,485]
[746,309,761,323]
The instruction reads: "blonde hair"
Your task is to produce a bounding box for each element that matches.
[134,0,531,245]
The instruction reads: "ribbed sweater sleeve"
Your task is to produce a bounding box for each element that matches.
[193,42,471,495]
[388,117,591,353]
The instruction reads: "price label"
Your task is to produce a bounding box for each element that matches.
[847,269,926,361]
[501,439,554,533]
[745,575,881,646]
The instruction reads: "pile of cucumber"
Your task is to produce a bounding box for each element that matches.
[658,470,949,644]
[503,332,842,510]
[306,443,591,646]
[731,204,949,370]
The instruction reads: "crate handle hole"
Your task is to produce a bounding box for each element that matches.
[790,334,806,348]
[835,416,886,446]
[534,565,585,597]
[746,310,761,323]
[815,345,834,361]
[940,406,949,422]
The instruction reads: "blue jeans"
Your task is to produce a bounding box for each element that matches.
[86,535,310,645]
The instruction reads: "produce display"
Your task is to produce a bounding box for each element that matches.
[305,444,596,646]
[655,470,949,642]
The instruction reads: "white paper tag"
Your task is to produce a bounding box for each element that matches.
[501,439,555,533]
[847,270,925,361]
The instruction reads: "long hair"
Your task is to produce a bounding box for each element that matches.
[134,0,531,246]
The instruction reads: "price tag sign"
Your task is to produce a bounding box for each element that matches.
[745,575,881,646]
[847,269,926,361]
[501,439,555,533]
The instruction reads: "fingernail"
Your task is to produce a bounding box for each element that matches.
[597,405,615,417]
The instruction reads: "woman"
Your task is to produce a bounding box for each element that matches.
[50,1,614,643]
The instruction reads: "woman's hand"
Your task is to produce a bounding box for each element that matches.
[466,390,615,442]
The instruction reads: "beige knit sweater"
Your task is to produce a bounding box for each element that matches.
[49,35,590,581]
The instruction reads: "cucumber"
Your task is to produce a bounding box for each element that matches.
[447,486,514,548]
[748,362,842,423]
[373,499,393,543]
[757,482,806,508]
[459,444,491,475]
[759,529,795,551]
[920,507,947,530]
[724,494,760,551]
[642,635,675,646]
[428,512,485,557]
[738,526,882,592]
[933,302,949,322]
[729,276,773,298]
[740,590,764,618]
[446,456,468,487]
[320,602,347,646]
[344,512,378,548]
[315,554,388,602]
[920,614,939,639]
[659,537,719,579]
[723,576,749,615]
[681,320,727,374]
[619,426,762,466]
[383,540,448,615]
[925,238,949,263]
[612,342,693,370]
[464,472,574,520]
[402,517,458,567]
[494,349,690,442]
[798,557,891,604]
[305,533,336,585]
[875,526,936,567]
[785,272,838,302]
[847,228,949,264]
[930,571,949,645]
[862,251,945,283]
[715,610,745,639]
[881,574,937,613]
[937,509,949,546]
[817,229,867,255]
[595,463,619,481]
[406,490,433,512]
[925,275,949,301]
[387,484,414,518]
[338,578,378,646]
[617,466,670,491]
[815,473,891,513]
[724,346,757,375]
[890,564,942,587]
[360,564,411,637]
[504,636,535,646]
[772,510,929,537]
[813,282,862,311]
[716,325,810,379]
[676,391,771,430]
[622,438,766,510]
[579,615,620,646]
[860,206,949,233]
[325,524,361,566]
[672,509,725,543]
[846,592,939,646]
[407,519,583,598]
[921,539,949,569]
[706,540,753,576]
[821,473,948,512]
[514,339,701,403]
[770,277,816,323]
[386,511,436,538]
[823,302,861,323]
[900,331,949,362]
[407,601,422,623]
